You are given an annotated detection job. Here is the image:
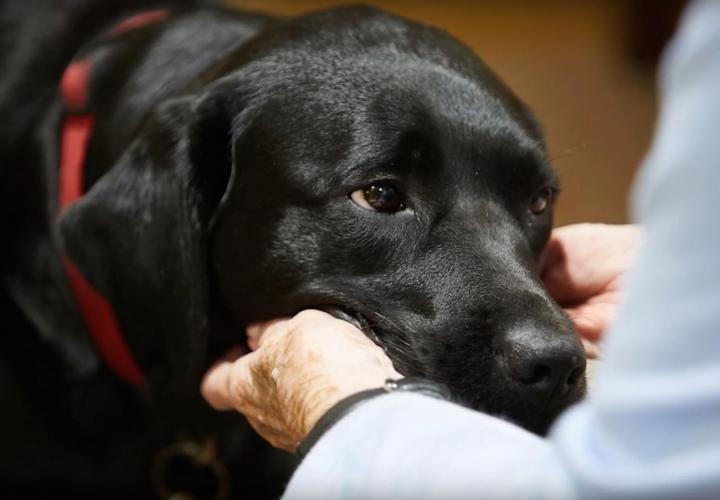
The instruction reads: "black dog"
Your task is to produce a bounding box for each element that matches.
[0,1,586,498]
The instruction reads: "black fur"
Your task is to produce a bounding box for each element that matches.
[0,1,586,498]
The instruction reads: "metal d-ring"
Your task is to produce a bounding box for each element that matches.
[150,438,230,500]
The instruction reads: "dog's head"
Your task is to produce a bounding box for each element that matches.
[60,6,584,434]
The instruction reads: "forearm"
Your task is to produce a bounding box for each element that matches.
[286,392,571,500]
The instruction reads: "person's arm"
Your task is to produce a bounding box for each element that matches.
[549,1,720,496]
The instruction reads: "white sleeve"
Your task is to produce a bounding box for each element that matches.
[283,1,720,498]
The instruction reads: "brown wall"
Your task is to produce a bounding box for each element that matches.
[232,1,661,224]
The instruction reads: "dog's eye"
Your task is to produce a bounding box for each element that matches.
[529,187,556,215]
[351,183,405,213]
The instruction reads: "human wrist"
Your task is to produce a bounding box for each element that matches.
[300,369,401,441]
[297,377,454,457]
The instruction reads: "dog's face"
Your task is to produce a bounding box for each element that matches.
[60,6,584,434]
[209,8,586,433]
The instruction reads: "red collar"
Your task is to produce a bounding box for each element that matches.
[58,10,170,388]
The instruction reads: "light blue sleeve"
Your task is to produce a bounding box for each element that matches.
[283,1,720,498]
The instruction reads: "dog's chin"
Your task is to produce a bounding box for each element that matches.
[482,378,587,436]
[518,410,560,436]
[521,402,574,436]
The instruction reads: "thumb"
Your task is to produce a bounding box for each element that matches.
[201,349,256,411]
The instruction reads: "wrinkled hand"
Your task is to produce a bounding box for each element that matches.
[201,310,401,452]
[541,223,640,357]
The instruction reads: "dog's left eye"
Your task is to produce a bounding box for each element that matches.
[350,183,405,213]
[529,187,556,215]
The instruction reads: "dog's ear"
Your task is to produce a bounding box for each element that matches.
[58,90,243,402]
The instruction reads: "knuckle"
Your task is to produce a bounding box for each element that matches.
[294,309,324,323]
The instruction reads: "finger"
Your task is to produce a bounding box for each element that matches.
[581,338,601,359]
[201,351,257,411]
[247,318,290,350]
[200,345,248,409]
[201,359,236,410]
[540,228,575,288]
[565,301,617,342]
[539,232,564,277]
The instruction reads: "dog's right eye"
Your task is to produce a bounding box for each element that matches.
[350,183,405,213]
[529,187,556,215]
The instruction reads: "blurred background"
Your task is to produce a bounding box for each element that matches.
[233,0,685,225]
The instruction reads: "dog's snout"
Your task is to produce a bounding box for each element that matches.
[501,323,586,399]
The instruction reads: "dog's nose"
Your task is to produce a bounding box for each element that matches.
[501,323,586,399]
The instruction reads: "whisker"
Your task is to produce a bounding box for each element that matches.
[362,313,425,373]
[369,312,417,346]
